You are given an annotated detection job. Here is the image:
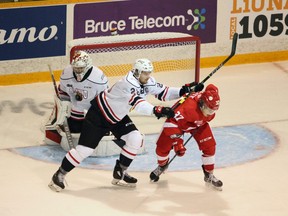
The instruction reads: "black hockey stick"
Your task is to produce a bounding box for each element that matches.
[48,65,74,150]
[200,32,238,84]
[150,33,238,181]
[173,32,238,111]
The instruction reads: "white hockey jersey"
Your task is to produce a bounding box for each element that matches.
[59,65,108,120]
[94,71,180,124]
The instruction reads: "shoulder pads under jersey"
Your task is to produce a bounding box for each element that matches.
[125,71,141,88]
[87,66,108,84]
[60,65,74,80]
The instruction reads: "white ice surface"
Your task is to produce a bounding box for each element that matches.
[1,61,288,216]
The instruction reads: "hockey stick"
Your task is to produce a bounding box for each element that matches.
[150,131,196,182]
[48,65,60,100]
[200,32,238,84]
[48,65,74,150]
[173,32,238,111]
[150,33,239,181]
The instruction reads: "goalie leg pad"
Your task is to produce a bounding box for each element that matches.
[45,130,62,145]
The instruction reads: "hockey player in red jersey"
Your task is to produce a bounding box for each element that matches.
[150,84,223,190]
[48,58,203,191]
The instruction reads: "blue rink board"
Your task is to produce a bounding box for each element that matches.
[13,124,277,172]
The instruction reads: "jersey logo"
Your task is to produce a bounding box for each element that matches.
[194,120,203,127]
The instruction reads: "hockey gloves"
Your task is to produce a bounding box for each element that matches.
[179,82,204,96]
[194,82,204,92]
[45,95,71,131]
[153,106,175,119]
[173,139,186,157]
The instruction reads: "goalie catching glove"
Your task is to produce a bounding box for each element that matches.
[179,82,204,96]
[45,95,72,131]
[153,106,175,119]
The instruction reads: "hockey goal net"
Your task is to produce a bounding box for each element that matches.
[68,32,200,83]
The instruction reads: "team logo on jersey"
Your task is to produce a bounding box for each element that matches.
[75,91,83,101]
[194,120,204,127]
[74,89,88,100]
[170,134,182,139]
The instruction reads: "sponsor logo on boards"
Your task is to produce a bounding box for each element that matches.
[0,6,67,61]
[74,0,216,43]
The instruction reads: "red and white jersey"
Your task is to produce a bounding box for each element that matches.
[59,65,108,120]
[94,71,180,124]
[156,92,217,171]
[168,92,215,132]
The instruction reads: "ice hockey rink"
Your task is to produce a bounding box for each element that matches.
[1,61,288,216]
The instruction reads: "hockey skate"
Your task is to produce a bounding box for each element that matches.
[150,163,169,182]
[111,160,137,188]
[202,165,223,191]
[48,169,66,192]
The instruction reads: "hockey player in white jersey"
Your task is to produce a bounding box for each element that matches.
[44,51,109,150]
[48,58,204,191]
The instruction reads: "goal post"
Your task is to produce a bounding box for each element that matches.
[68,32,201,83]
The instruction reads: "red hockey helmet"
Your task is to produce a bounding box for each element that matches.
[200,84,220,116]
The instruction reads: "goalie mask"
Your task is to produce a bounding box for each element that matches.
[132,58,153,84]
[199,84,220,116]
[71,51,92,82]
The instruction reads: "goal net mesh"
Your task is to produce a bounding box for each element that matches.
[68,32,200,82]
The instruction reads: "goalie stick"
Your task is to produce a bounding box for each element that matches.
[48,65,74,150]
[150,33,239,182]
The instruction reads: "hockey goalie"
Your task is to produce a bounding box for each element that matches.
[44,51,131,156]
